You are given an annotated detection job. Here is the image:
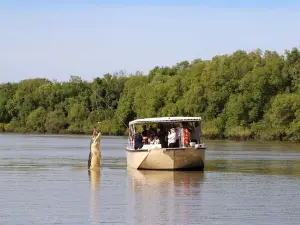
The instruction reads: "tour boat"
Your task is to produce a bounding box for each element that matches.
[126,117,206,170]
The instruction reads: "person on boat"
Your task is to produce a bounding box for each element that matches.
[157,124,167,148]
[141,125,148,144]
[168,128,177,148]
[190,121,200,144]
[148,125,157,137]
[148,135,153,144]
[150,135,160,144]
[128,126,135,148]
[134,132,143,150]
[175,123,182,147]
[182,122,191,147]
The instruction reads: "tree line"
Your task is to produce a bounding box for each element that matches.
[0,47,300,142]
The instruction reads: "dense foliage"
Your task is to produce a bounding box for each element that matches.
[1,48,300,142]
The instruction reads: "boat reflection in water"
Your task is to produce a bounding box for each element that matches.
[89,169,101,224]
[126,168,204,225]
[127,168,204,191]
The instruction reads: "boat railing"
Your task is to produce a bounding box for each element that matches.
[141,144,161,149]
[126,143,205,151]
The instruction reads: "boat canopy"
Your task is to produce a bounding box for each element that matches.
[129,117,202,125]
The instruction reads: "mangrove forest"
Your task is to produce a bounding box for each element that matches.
[0,47,300,142]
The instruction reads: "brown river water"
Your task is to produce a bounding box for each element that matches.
[0,134,300,225]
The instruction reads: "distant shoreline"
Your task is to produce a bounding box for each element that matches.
[1,131,298,144]
[1,48,300,143]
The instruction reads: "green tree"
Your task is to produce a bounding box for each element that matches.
[26,107,47,132]
[45,110,66,133]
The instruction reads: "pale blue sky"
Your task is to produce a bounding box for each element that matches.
[1,0,300,83]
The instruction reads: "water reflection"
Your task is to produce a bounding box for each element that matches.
[89,169,101,185]
[127,169,204,193]
[89,169,101,224]
[2,134,300,225]
[126,169,204,225]
[206,159,300,176]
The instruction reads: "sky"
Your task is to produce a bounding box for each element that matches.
[1,0,300,83]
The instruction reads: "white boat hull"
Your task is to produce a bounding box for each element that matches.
[126,147,205,170]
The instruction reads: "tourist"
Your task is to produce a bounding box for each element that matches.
[168,128,177,148]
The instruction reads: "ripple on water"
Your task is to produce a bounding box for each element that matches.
[0,135,300,225]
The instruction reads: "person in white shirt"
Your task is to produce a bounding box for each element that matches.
[168,128,177,148]
[150,135,160,144]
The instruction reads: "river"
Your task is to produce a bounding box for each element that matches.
[0,134,300,225]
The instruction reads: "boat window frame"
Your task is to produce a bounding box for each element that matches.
[127,117,202,150]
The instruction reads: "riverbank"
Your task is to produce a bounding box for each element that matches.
[1,126,299,143]
[1,48,300,143]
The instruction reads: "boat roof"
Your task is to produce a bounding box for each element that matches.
[129,117,202,125]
